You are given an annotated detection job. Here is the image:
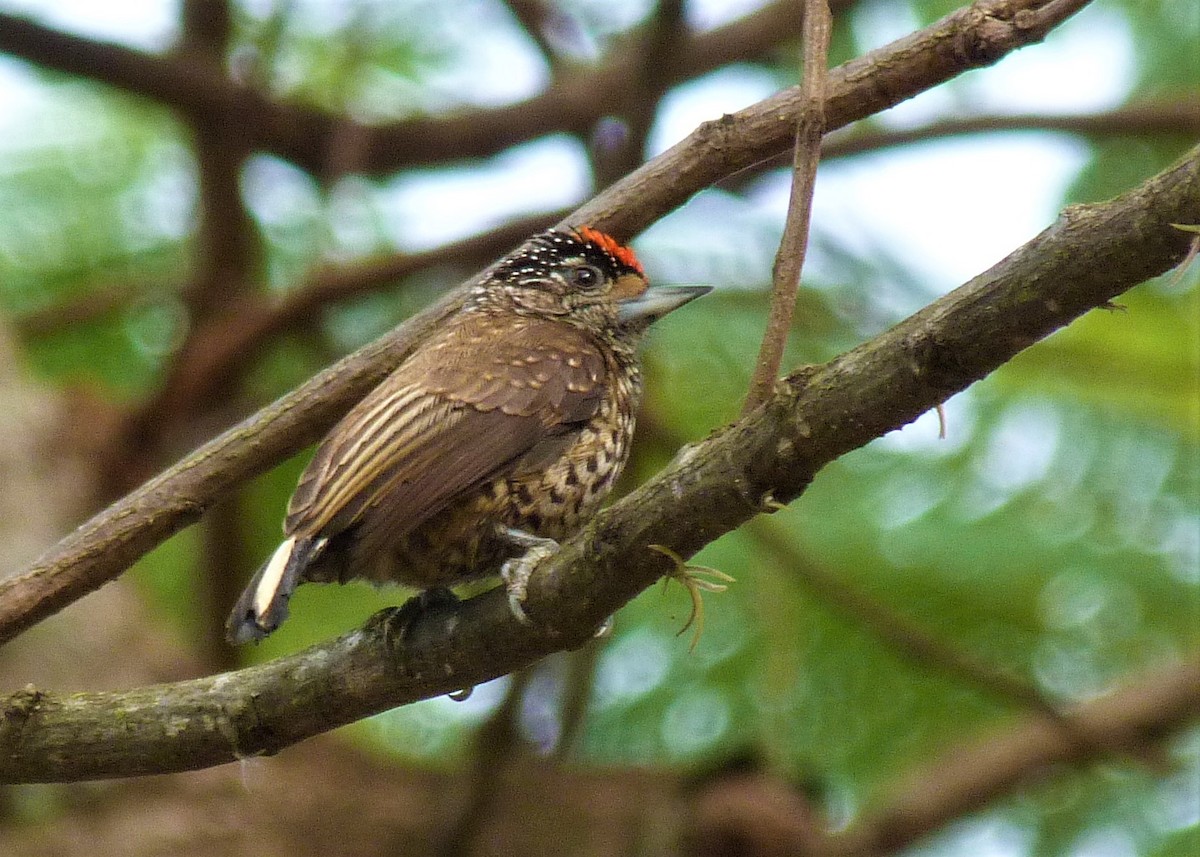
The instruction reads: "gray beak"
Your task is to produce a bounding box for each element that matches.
[618,285,712,324]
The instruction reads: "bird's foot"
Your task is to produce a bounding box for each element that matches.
[648,544,735,652]
[372,586,460,648]
[499,527,559,624]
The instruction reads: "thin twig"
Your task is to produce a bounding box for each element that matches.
[822,100,1200,159]
[743,0,832,414]
[712,99,1200,184]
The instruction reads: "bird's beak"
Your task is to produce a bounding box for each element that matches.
[618,284,712,323]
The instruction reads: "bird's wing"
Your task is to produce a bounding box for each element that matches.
[284,315,608,541]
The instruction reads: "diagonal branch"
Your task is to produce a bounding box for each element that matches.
[2,142,1197,782]
[0,0,1102,647]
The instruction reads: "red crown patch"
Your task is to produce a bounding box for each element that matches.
[575,226,644,275]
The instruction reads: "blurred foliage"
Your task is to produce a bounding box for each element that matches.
[0,0,1196,855]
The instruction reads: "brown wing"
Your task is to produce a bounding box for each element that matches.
[284,314,607,542]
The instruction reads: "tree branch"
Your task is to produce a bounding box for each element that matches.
[590,0,686,189]
[177,0,257,319]
[0,0,840,178]
[15,99,1197,341]
[717,99,1200,179]
[501,0,563,69]
[831,660,1200,855]
[2,142,1197,782]
[822,98,1200,158]
[0,0,1110,646]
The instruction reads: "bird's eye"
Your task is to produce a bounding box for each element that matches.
[568,264,603,288]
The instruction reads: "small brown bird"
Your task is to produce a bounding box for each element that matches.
[227,226,709,643]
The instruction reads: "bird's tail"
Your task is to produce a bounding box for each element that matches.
[226,536,326,644]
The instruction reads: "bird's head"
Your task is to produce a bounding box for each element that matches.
[476,227,710,338]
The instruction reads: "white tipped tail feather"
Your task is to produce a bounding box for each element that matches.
[225,536,327,644]
[255,536,299,618]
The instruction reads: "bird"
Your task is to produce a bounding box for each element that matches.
[226,226,710,644]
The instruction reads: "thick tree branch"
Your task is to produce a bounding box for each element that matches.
[0,0,1109,647]
[2,143,1197,782]
[0,0,841,178]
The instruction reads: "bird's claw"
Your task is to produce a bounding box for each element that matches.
[499,529,559,625]
[500,558,533,624]
[648,544,735,652]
